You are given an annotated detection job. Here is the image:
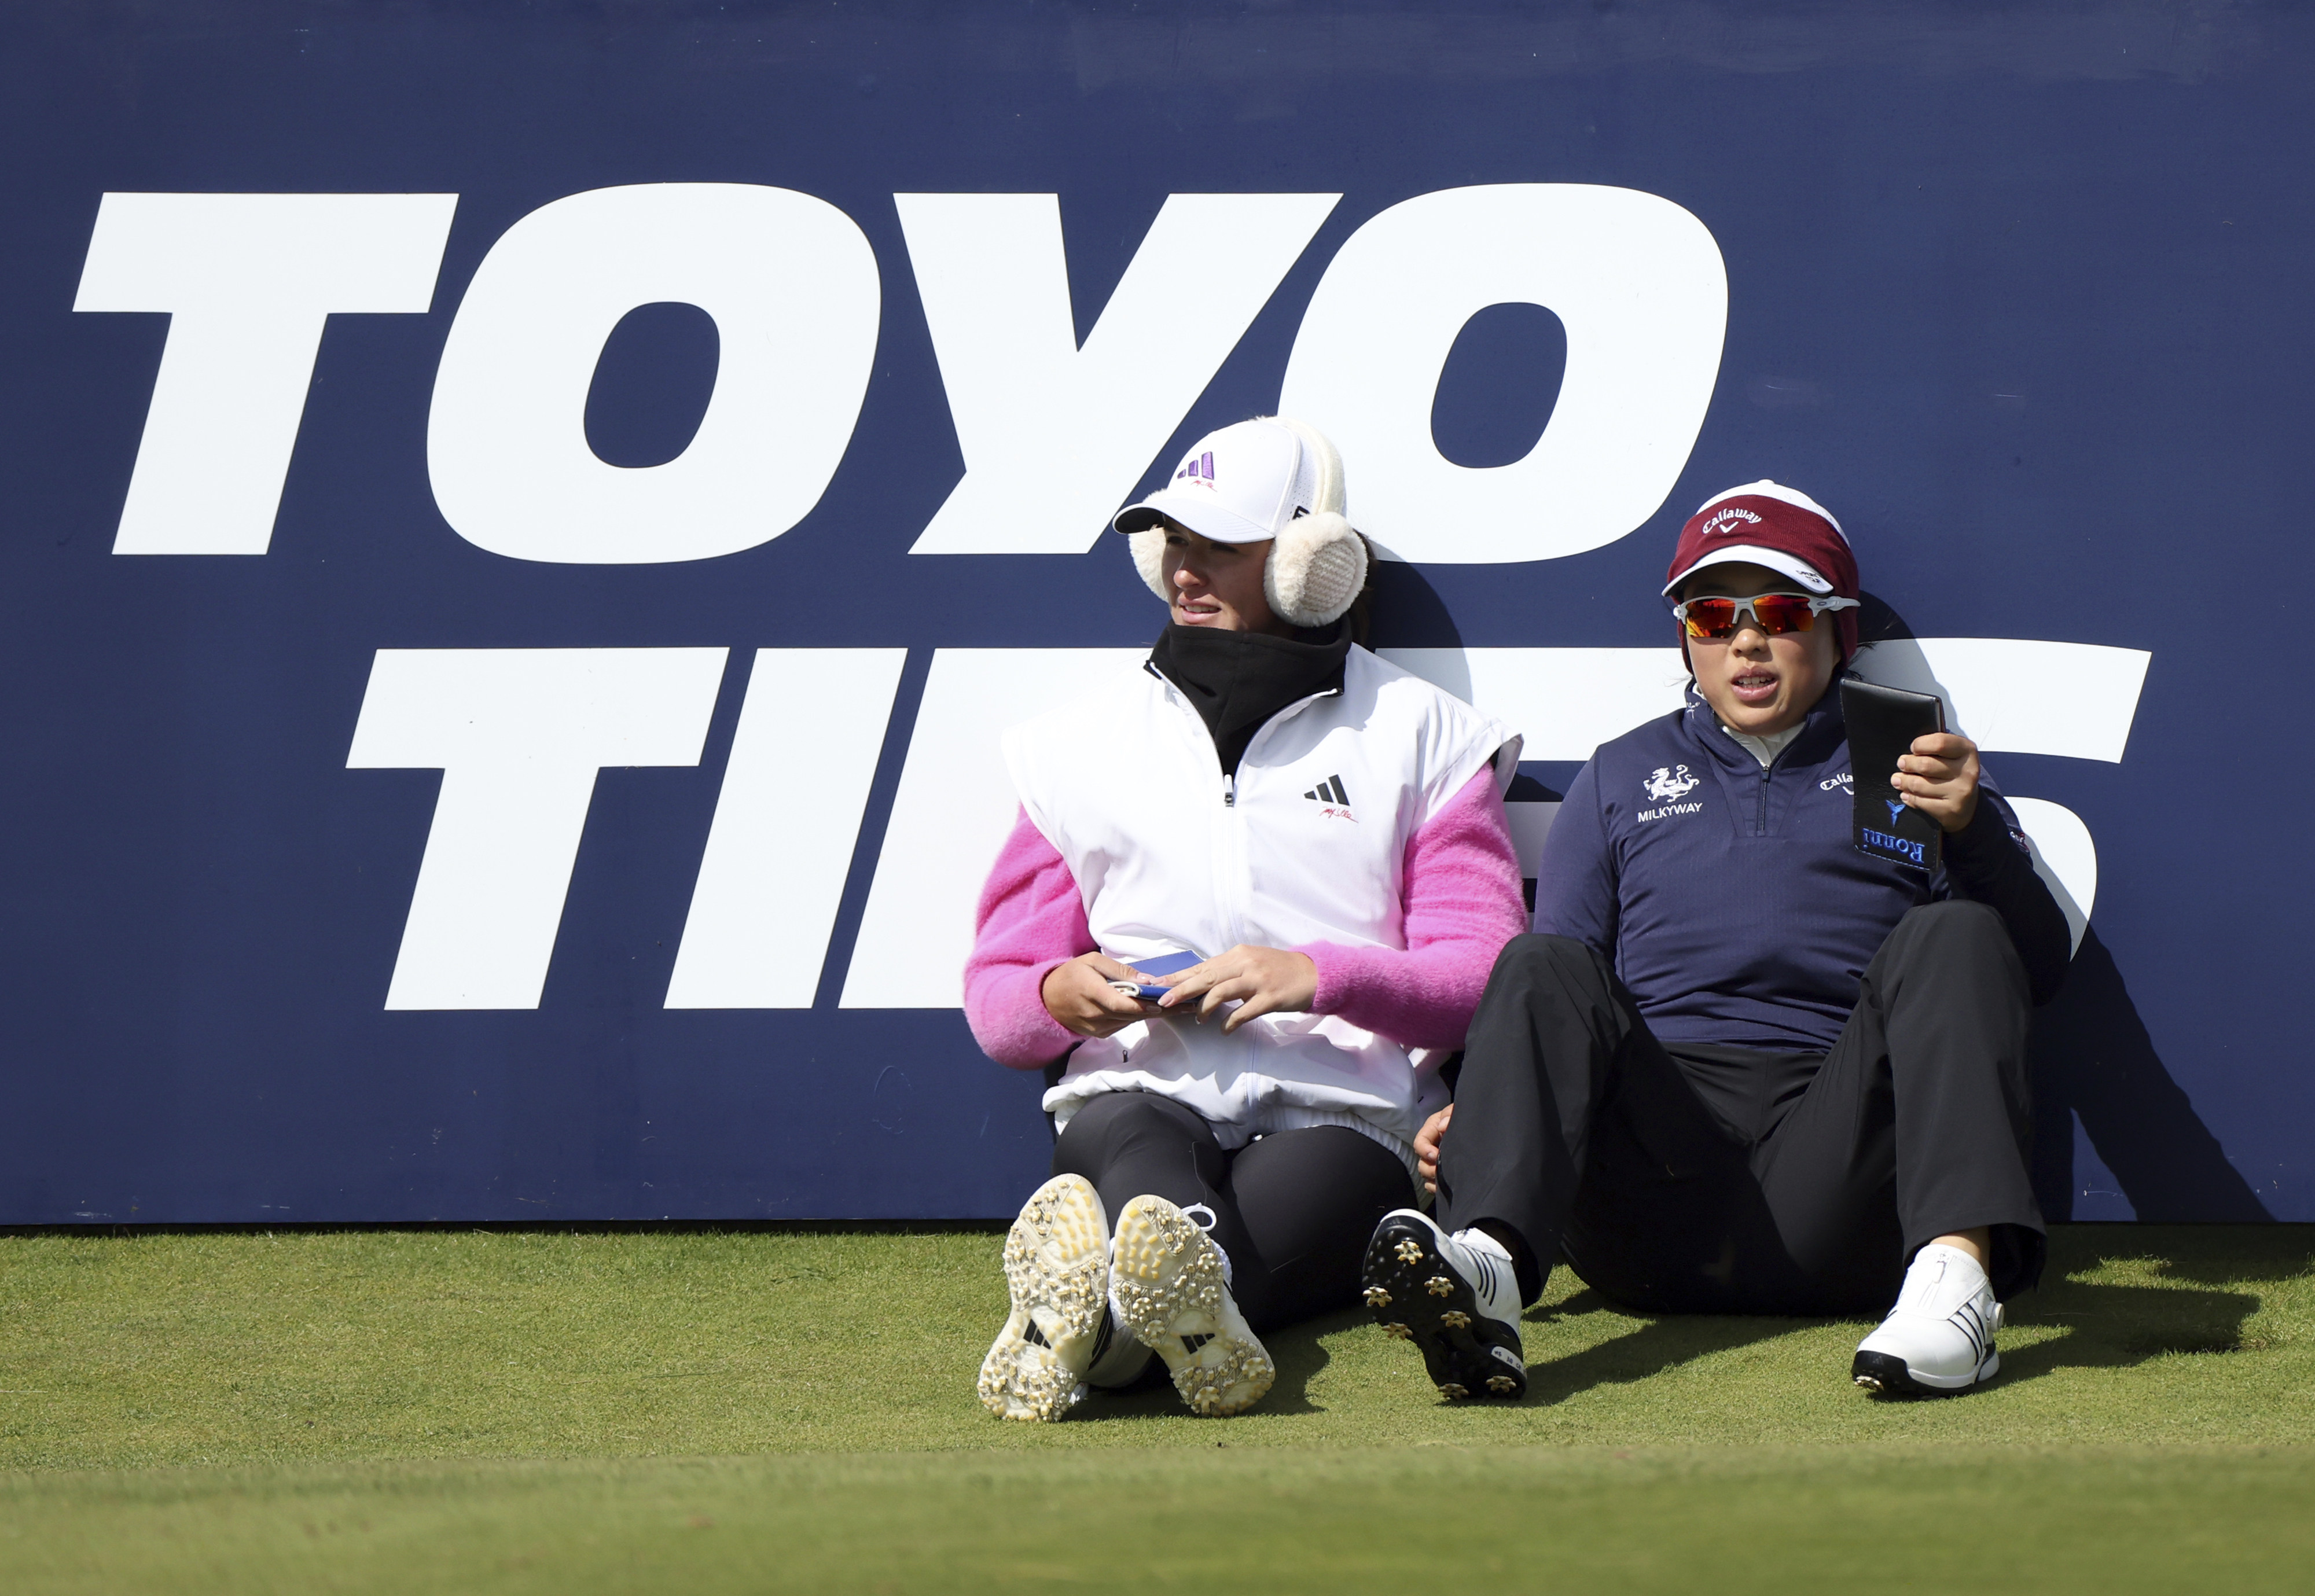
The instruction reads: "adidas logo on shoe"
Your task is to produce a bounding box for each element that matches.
[1110,1195,1275,1417]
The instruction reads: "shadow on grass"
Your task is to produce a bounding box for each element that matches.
[1509,1288,1816,1407]
[2073,1224,2315,1288]
[1505,1225,2313,1403]
[1067,1308,1362,1424]
[1996,1224,2313,1375]
[1050,1225,2312,1420]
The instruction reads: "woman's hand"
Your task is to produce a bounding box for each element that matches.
[1041,953,1160,1039]
[1893,731,1983,834]
[1154,944,1319,1033]
[1414,1104,1452,1194]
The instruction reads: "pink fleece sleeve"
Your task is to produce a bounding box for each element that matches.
[962,808,1095,1069]
[1297,766,1528,1050]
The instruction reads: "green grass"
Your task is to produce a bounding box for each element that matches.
[7,1446,2314,1595]
[1,1223,2310,1591]
[3,1224,2307,1461]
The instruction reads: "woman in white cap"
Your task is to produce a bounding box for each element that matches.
[962,415,1528,1420]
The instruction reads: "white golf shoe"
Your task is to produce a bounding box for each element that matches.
[1108,1194,1274,1417]
[1361,1209,1527,1400]
[978,1175,1116,1421]
[1852,1242,2005,1396]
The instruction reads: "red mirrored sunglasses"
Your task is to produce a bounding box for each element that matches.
[1672,592,1860,641]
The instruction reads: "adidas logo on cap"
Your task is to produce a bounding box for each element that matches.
[1174,450,1216,489]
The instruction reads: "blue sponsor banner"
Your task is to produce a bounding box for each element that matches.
[0,1,2299,1222]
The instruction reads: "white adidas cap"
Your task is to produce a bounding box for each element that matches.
[1112,417,1335,545]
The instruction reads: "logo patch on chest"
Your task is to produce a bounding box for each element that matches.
[1303,774,1355,821]
[1636,764,1703,823]
[1642,764,1699,803]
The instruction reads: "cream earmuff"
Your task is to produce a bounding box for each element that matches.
[1130,416,1369,629]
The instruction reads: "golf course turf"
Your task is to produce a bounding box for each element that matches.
[2,1222,2309,1591]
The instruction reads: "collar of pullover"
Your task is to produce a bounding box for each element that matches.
[1684,670,1851,773]
[1148,619,1351,776]
[1722,721,1803,768]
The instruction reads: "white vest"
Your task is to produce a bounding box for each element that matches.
[1002,645,1517,1161]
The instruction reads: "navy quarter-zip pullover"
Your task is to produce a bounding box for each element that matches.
[1534,675,2070,1053]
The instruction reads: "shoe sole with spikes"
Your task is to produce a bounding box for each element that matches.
[1361,1212,1526,1401]
[978,1175,1111,1422]
[1110,1195,1274,1417]
[1852,1345,2000,1397]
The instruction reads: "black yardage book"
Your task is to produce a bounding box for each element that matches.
[1840,677,1947,871]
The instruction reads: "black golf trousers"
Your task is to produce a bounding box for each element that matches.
[1436,901,2046,1315]
[1052,1091,1415,1333]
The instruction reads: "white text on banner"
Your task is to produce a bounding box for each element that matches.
[1379,646,1690,762]
[666,649,909,1008]
[349,648,728,1010]
[1283,185,1726,564]
[428,183,879,564]
[76,192,459,556]
[1848,638,2150,763]
[840,649,1145,1009]
[2004,797,2098,956]
[901,193,1339,554]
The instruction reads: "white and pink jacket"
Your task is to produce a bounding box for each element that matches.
[962,646,1528,1168]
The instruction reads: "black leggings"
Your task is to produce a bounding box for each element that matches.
[1052,1093,1416,1334]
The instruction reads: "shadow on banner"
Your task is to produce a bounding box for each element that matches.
[1849,597,2270,1225]
[2029,928,2271,1223]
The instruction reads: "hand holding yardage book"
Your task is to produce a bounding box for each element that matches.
[1107,949,1204,1003]
[1840,678,1947,870]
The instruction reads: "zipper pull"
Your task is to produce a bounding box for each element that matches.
[1223,774,1236,808]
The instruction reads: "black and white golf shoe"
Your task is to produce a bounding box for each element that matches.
[1361,1209,1527,1400]
[1852,1242,2004,1396]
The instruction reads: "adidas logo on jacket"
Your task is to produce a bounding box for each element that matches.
[1002,646,1515,1159]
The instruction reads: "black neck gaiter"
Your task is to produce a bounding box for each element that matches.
[1147,620,1353,776]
